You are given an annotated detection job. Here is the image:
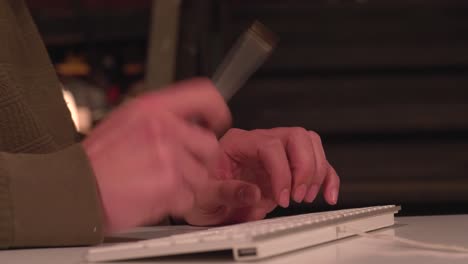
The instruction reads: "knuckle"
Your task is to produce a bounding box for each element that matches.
[265,138,283,149]
[251,128,268,134]
[308,130,322,144]
[290,126,308,137]
[225,128,247,138]
[251,130,276,142]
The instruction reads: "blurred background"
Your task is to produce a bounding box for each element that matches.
[26,0,468,216]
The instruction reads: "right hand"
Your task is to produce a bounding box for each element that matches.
[83,78,232,234]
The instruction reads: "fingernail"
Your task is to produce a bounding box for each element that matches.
[330,189,339,205]
[304,185,320,203]
[293,184,307,203]
[279,189,290,208]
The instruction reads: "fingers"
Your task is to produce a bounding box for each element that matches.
[227,127,340,206]
[220,129,292,208]
[304,131,329,203]
[282,128,317,203]
[220,198,277,224]
[257,140,292,208]
[141,78,232,135]
[246,199,277,220]
[254,128,328,204]
[322,163,340,205]
[304,131,340,205]
[185,179,263,226]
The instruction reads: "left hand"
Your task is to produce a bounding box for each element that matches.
[183,127,340,226]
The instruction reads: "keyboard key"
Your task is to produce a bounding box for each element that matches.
[145,240,172,248]
[231,233,249,240]
[202,234,229,242]
[89,243,144,253]
[174,237,199,245]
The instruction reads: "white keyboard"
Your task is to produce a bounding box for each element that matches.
[87,205,400,262]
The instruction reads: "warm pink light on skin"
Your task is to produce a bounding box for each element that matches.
[83,78,340,234]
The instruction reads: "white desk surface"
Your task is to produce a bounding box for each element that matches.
[2,214,468,264]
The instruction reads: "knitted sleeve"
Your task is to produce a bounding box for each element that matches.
[0,144,104,248]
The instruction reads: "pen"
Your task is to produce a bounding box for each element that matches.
[213,21,278,102]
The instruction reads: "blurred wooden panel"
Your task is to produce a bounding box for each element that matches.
[231,74,468,106]
[339,179,468,205]
[260,44,468,70]
[84,12,150,41]
[228,0,468,9]
[26,0,74,10]
[26,0,151,11]
[81,0,151,10]
[180,0,468,212]
[232,104,468,134]
[219,0,468,69]
[27,1,151,45]
[326,140,468,181]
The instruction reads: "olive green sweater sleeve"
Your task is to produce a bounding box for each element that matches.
[1,0,171,248]
[0,0,106,248]
[0,144,104,248]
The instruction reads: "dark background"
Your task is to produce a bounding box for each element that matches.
[26,0,468,216]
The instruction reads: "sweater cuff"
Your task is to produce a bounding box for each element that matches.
[0,144,104,248]
[0,168,13,248]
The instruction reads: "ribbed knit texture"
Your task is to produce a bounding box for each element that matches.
[0,169,13,249]
[0,0,104,248]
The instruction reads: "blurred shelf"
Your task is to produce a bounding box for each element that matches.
[31,11,151,46]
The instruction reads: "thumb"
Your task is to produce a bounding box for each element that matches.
[198,180,261,210]
[217,180,262,207]
[184,180,262,227]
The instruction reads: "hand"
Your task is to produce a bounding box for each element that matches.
[183,128,340,226]
[83,78,234,233]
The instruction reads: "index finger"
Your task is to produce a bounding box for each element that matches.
[141,78,232,135]
[221,129,292,208]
